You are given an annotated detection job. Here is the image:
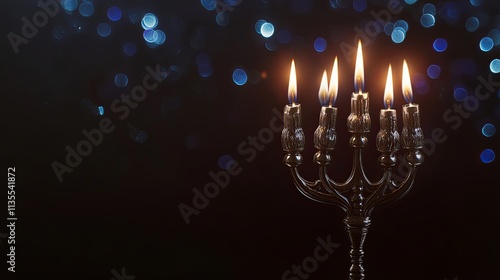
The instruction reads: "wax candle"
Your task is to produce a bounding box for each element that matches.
[314,57,338,151]
[348,40,371,133]
[377,64,400,153]
[401,60,424,149]
[282,59,305,152]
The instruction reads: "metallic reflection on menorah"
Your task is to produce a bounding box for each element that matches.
[281,42,424,280]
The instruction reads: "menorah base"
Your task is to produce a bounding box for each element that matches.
[344,216,371,280]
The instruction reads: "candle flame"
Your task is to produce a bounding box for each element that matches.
[329,56,338,107]
[288,59,297,105]
[354,40,364,93]
[318,70,329,106]
[402,59,413,104]
[384,64,394,109]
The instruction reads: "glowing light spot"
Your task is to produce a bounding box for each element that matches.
[128,10,141,24]
[96,106,104,116]
[107,7,122,21]
[255,19,266,34]
[404,0,417,4]
[394,20,409,32]
[488,29,500,46]
[480,149,495,164]
[470,0,483,7]
[52,26,64,40]
[114,74,128,88]
[277,29,291,44]
[123,42,137,56]
[218,155,234,170]
[78,2,94,17]
[420,13,435,28]
[155,30,167,45]
[422,3,436,15]
[261,22,275,38]
[490,59,500,73]
[439,2,460,25]
[216,12,230,26]
[454,87,467,101]
[433,38,447,52]
[233,68,248,86]
[97,23,111,37]
[265,40,277,51]
[201,0,217,10]
[482,123,496,137]
[197,54,212,78]
[391,27,406,43]
[427,64,441,79]
[413,72,429,95]
[61,0,78,12]
[143,29,158,43]
[384,22,394,36]
[465,17,479,32]
[480,37,494,52]
[141,13,158,30]
[314,37,327,52]
[353,0,367,12]
[166,66,180,81]
[225,0,240,6]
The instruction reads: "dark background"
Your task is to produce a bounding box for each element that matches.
[1,0,500,279]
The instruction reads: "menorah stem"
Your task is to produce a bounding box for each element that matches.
[344,216,371,280]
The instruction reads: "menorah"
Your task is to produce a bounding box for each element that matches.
[281,42,424,280]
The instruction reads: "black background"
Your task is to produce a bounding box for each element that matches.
[1,0,500,279]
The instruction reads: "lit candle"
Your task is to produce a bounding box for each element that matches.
[314,57,338,151]
[401,60,424,149]
[376,64,400,153]
[282,59,305,152]
[348,40,371,133]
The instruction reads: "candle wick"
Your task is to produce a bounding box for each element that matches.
[386,99,391,110]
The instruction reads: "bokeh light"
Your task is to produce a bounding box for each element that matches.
[61,0,78,12]
[482,123,496,137]
[391,27,406,43]
[261,22,275,38]
[439,2,460,25]
[201,0,217,10]
[465,17,479,32]
[143,29,158,43]
[404,0,417,4]
[78,2,94,17]
[420,13,435,28]
[277,29,291,44]
[115,73,128,88]
[453,87,468,101]
[255,19,266,34]
[218,155,234,170]
[384,22,394,36]
[314,37,327,52]
[490,59,500,73]
[480,149,495,164]
[353,0,367,12]
[155,30,167,45]
[216,12,230,26]
[433,38,448,52]
[107,7,122,21]
[233,68,248,86]
[422,3,436,15]
[488,29,500,46]
[427,64,441,79]
[480,37,494,52]
[394,20,409,32]
[97,23,111,37]
[123,42,137,56]
[412,72,429,95]
[470,0,483,7]
[197,54,213,78]
[52,26,64,40]
[141,13,158,30]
